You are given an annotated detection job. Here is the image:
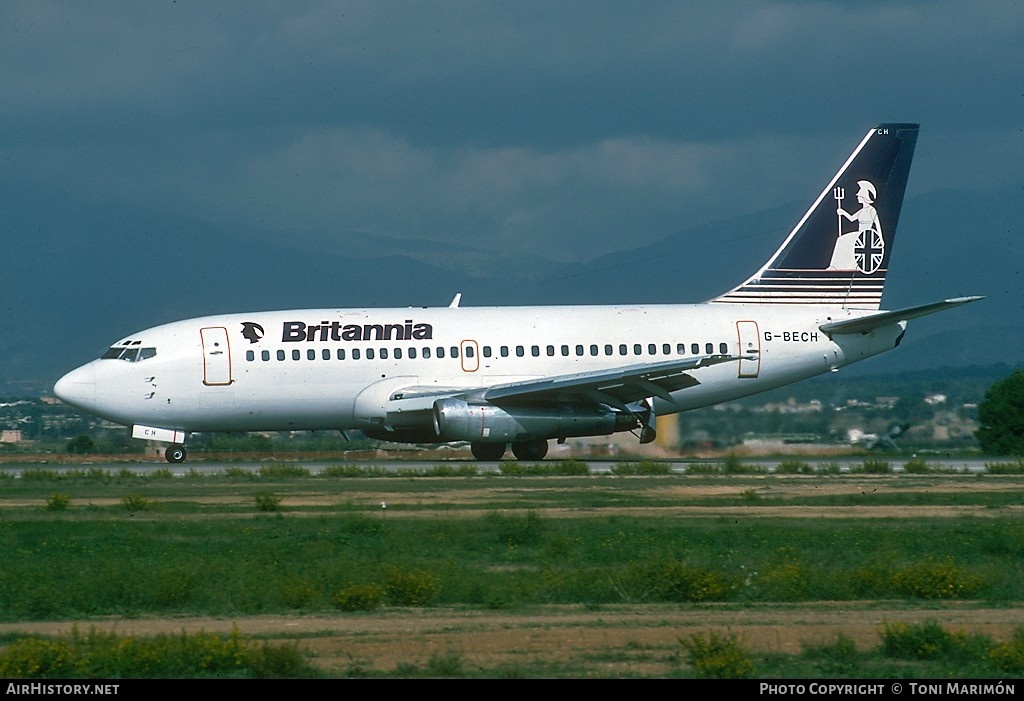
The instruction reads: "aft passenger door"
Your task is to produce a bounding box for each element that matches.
[200,326,233,386]
[736,320,760,378]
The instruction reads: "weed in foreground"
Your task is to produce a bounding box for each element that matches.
[776,460,814,474]
[611,461,672,475]
[799,633,862,676]
[986,460,1024,475]
[488,510,544,547]
[45,494,70,512]
[258,464,310,478]
[254,491,282,512]
[425,649,466,677]
[680,631,755,679]
[636,559,732,603]
[384,566,441,606]
[0,627,316,678]
[330,583,384,612]
[890,558,983,599]
[989,627,1024,674]
[879,619,989,661]
[120,494,150,512]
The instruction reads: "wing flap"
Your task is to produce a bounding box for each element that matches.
[481,354,740,405]
[380,354,740,413]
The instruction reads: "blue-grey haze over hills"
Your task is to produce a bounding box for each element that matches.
[2,177,1020,395]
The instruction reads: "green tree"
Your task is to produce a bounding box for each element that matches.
[976,369,1024,456]
[65,434,96,455]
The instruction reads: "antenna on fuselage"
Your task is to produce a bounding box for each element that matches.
[449,292,462,308]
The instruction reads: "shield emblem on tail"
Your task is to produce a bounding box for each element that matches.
[855,229,885,274]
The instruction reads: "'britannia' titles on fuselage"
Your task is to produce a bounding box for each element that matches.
[281,320,434,343]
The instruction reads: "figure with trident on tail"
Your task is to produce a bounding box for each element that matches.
[828,179,884,273]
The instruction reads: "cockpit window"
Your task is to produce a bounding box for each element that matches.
[101,346,157,362]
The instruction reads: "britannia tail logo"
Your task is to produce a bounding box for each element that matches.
[829,179,884,274]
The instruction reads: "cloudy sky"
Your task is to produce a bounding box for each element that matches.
[3,0,1022,263]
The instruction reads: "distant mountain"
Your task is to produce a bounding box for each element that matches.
[0,178,547,394]
[2,178,1020,395]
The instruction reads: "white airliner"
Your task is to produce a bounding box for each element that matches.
[54,124,982,463]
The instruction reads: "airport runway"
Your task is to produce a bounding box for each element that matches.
[0,456,996,477]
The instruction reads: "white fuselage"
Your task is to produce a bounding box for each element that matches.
[55,302,904,435]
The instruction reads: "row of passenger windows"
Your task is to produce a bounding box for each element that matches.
[245,341,731,363]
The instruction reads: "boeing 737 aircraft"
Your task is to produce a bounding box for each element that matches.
[54,124,982,463]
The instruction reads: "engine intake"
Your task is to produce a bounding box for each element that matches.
[432,398,638,442]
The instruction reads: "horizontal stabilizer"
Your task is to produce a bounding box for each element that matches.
[818,296,984,336]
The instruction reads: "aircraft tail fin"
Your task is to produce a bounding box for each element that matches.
[711,124,919,310]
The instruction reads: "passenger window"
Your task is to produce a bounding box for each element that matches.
[604,344,613,356]
[648,344,657,355]
[451,346,459,358]
[337,349,346,360]
[292,350,301,360]
[561,345,569,356]
[677,343,685,355]
[352,349,361,360]
[590,344,599,356]
[706,343,714,354]
[719,342,728,354]
[516,346,524,357]
[246,350,255,362]
[576,345,584,356]
[262,350,270,361]
[664,344,671,355]
[483,346,491,358]
[531,346,540,357]
[408,348,416,359]
[322,349,331,361]
[634,344,642,355]
[394,348,402,359]
[464,346,474,358]
[619,344,627,355]
[380,348,388,359]
[501,346,509,357]
[422,347,431,359]
[691,343,699,355]
[277,350,286,361]
[547,345,555,357]
[366,348,375,360]
[307,349,316,360]
[437,347,445,358]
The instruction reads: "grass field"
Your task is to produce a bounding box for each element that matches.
[1,459,1023,677]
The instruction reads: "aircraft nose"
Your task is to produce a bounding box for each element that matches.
[53,364,96,412]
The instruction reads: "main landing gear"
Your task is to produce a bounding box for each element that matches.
[469,439,549,461]
[470,441,506,461]
[165,444,187,463]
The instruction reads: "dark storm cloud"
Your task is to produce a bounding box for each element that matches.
[2,1,1021,261]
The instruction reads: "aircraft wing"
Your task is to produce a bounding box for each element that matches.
[818,296,984,336]
[479,354,741,409]
[386,354,742,413]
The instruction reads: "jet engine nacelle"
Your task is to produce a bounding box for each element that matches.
[432,398,638,443]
